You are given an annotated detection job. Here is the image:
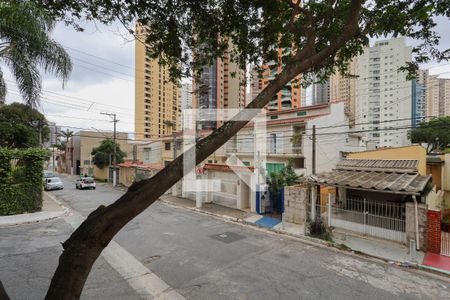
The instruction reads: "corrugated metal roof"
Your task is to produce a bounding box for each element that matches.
[337,159,419,172]
[309,170,431,195]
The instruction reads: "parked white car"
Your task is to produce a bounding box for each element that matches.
[76,177,96,190]
[43,171,55,182]
[44,177,64,191]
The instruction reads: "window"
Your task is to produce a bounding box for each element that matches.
[165,142,171,150]
[266,163,285,174]
[269,133,277,153]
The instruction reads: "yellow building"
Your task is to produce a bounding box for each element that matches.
[135,24,180,139]
[251,49,302,111]
[346,145,427,175]
[66,131,136,180]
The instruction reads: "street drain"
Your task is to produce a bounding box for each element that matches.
[210,231,245,244]
[143,255,161,264]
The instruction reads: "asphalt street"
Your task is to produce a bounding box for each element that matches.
[1,174,450,300]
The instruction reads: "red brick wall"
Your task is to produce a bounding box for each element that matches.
[427,210,441,254]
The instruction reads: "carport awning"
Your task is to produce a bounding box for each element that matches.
[309,170,431,195]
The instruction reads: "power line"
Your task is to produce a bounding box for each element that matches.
[5,79,135,114]
[64,46,134,71]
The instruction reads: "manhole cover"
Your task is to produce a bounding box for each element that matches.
[210,231,245,244]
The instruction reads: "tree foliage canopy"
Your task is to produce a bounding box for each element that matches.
[59,128,73,142]
[0,102,49,148]
[91,139,126,169]
[268,159,300,195]
[19,2,450,299]
[32,0,450,83]
[409,117,450,153]
[0,0,72,107]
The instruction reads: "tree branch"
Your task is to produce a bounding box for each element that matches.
[0,280,10,300]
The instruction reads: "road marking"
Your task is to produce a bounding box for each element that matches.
[64,210,185,300]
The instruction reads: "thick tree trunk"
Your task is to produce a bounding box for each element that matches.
[0,280,10,300]
[44,64,299,300]
[45,7,363,294]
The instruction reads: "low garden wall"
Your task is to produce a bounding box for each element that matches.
[283,184,310,225]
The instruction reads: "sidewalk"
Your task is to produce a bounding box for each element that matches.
[160,195,251,220]
[423,253,450,274]
[333,229,425,263]
[0,192,68,227]
[159,194,450,277]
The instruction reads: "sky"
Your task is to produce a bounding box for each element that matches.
[3,21,136,134]
[3,17,450,137]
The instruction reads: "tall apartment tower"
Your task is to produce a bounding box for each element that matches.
[412,70,427,127]
[180,83,193,109]
[135,24,180,139]
[301,80,330,107]
[355,38,412,147]
[193,44,246,129]
[250,66,263,103]
[260,49,302,111]
[330,59,358,124]
[426,75,450,118]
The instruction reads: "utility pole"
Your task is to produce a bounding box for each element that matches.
[312,125,316,175]
[101,112,119,187]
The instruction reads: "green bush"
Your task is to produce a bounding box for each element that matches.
[0,148,47,215]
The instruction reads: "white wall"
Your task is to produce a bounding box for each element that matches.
[142,141,163,164]
[303,102,365,175]
[355,37,412,148]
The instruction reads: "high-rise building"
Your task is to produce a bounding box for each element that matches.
[355,38,412,147]
[178,83,192,131]
[135,24,180,139]
[193,43,246,129]
[330,59,358,124]
[261,49,302,111]
[301,80,330,107]
[44,122,61,147]
[426,74,450,118]
[412,70,427,127]
[250,66,263,103]
[180,83,193,109]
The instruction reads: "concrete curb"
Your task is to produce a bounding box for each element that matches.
[417,263,450,277]
[0,192,70,227]
[159,198,450,280]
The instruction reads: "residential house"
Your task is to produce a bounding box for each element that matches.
[426,153,450,209]
[65,130,136,180]
[346,145,427,175]
[308,159,432,250]
[117,161,163,187]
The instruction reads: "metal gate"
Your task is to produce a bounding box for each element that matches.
[441,231,450,257]
[328,197,406,243]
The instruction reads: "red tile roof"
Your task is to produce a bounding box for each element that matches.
[118,161,163,170]
[203,163,255,173]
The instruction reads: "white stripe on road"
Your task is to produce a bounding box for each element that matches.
[64,210,185,300]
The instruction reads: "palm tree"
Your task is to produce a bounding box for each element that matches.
[59,129,74,174]
[0,1,72,107]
